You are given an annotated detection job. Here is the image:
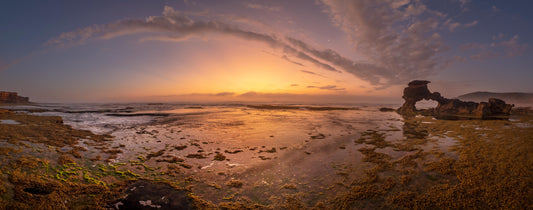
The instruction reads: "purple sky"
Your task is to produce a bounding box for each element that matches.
[1,0,532,103]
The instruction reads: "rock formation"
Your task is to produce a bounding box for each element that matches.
[398,80,513,119]
[0,91,30,103]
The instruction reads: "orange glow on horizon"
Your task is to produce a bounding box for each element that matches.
[98,38,379,101]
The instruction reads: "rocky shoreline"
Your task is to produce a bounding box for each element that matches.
[1,102,532,209]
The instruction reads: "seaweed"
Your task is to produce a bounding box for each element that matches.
[259,147,276,153]
[213,153,226,161]
[226,180,243,188]
[146,149,165,159]
[186,153,207,159]
[224,149,243,154]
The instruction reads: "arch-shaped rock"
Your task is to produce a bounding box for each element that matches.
[397,80,513,119]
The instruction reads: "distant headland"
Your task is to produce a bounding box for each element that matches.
[458,91,533,105]
[0,91,30,103]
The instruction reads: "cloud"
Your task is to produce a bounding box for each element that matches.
[0,59,22,72]
[281,55,304,66]
[463,20,478,28]
[144,92,397,103]
[43,4,497,89]
[492,33,504,41]
[492,6,501,13]
[444,19,477,32]
[459,42,488,51]
[0,50,46,72]
[46,6,345,75]
[497,35,528,56]
[299,70,328,78]
[215,92,235,96]
[306,85,345,91]
[319,0,448,86]
[445,19,462,32]
[239,91,258,97]
[290,84,299,87]
[45,4,449,88]
[458,0,472,10]
[300,70,318,75]
[244,3,281,12]
[469,51,499,61]
[460,34,528,60]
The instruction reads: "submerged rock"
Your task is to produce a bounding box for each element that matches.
[379,107,396,112]
[398,80,513,119]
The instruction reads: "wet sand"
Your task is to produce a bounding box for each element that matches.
[0,105,532,209]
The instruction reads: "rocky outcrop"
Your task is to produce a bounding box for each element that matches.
[398,80,513,119]
[0,91,30,103]
[397,80,446,114]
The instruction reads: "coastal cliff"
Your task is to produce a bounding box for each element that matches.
[0,91,30,103]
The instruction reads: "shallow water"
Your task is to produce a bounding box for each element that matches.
[2,102,531,208]
[0,119,19,124]
[1,103,472,206]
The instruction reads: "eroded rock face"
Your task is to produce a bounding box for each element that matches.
[0,91,29,103]
[398,80,514,119]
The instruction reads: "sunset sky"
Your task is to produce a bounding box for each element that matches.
[1,0,532,103]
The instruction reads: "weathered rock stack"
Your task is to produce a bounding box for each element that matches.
[398,80,513,119]
[0,91,30,103]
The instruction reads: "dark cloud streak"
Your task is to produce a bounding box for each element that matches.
[306,85,345,91]
[46,6,343,74]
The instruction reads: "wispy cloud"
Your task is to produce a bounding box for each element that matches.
[464,20,478,28]
[319,0,448,86]
[0,50,46,72]
[46,6,344,75]
[299,70,327,78]
[244,3,282,12]
[492,5,501,13]
[458,0,472,11]
[300,70,318,75]
[44,3,515,89]
[460,34,528,60]
[239,91,258,97]
[44,4,450,88]
[0,59,22,72]
[469,51,499,61]
[306,85,345,91]
[444,19,477,31]
[282,55,304,66]
[215,92,235,96]
[318,0,520,85]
